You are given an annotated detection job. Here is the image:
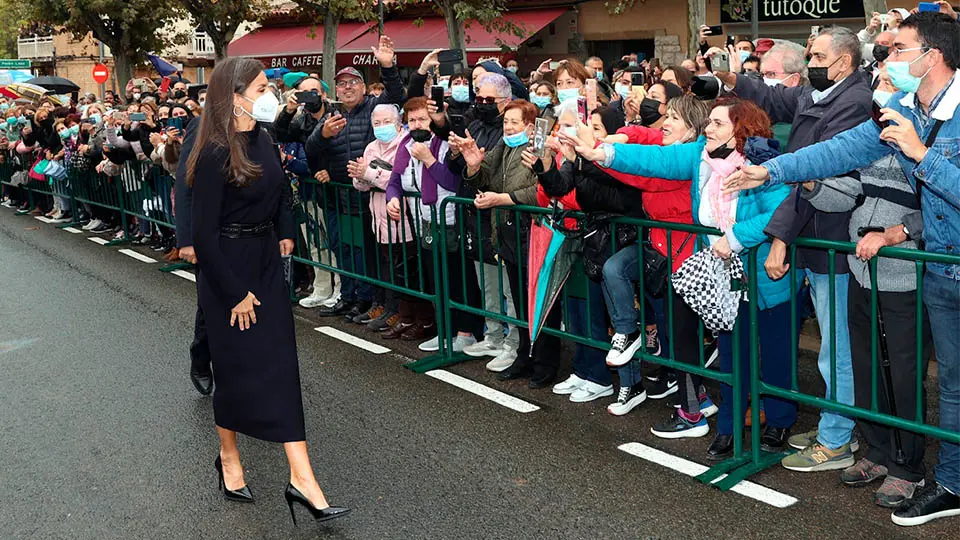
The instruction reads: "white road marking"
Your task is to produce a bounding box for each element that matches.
[34,216,54,223]
[63,227,83,234]
[314,326,390,354]
[425,369,541,414]
[171,270,196,282]
[618,442,798,508]
[88,237,109,245]
[118,249,157,264]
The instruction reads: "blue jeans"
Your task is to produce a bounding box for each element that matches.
[718,300,799,435]
[805,270,855,449]
[566,280,612,386]
[325,211,372,302]
[924,273,960,494]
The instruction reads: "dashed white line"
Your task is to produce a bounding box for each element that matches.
[118,249,157,263]
[314,326,391,354]
[171,270,196,282]
[618,442,798,508]
[62,227,83,234]
[88,237,109,245]
[425,369,541,414]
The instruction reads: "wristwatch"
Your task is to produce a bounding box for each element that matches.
[902,224,910,240]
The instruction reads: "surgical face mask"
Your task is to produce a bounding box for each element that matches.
[628,61,638,67]
[503,129,529,148]
[615,84,631,99]
[594,71,604,82]
[0,103,8,112]
[886,49,932,94]
[807,56,843,93]
[557,88,580,103]
[872,44,890,64]
[738,50,751,63]
[243,92,280,123]
[133,93,141,101]
[59,129,70,140]
[198,99,205,108]
[562,126,578,139]
[451,84,470,103]
[872,89,894,107]
[438,79,450,91]
[707,136,736,159]
[5,117,16,126]
[88,113,102,125]
[68,125,80,137]
[507,66,518,73]
[763,77,783,87]
[531,95,552,110]
[373,124,398,143]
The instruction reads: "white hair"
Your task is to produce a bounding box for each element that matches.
[477,73,511,99]
[372,104,401,124]
[766,42,810,85]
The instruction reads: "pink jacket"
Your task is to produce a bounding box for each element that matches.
[353,133,415,245]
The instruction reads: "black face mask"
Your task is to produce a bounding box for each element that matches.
[172,90,186,99]
[873,45,890,64]
[807,57,843,92]
[303,100,323,114]
[475,102,501,123]
[707,137,736,159]
[639,98,664,126]
[409,129,432,143]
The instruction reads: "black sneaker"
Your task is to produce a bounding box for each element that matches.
[607,385,647,416]
[650,410,709,439]
[605,329,642,367]
[647,371,678,399]
[891,483,960,526]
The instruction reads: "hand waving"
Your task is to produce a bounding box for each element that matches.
[372,35,396,68]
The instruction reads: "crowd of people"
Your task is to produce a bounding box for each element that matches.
[1,4,958,528]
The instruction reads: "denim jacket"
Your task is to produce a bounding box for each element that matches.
[764,70,960,280]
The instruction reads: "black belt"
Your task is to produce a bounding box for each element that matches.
[221,222,274,239]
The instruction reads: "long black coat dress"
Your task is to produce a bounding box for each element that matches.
[190,125,304,443]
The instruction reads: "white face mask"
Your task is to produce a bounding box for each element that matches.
[763,78,782,87]
[562,126,578,138]
[243,92,280,123]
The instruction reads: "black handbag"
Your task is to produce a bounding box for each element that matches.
[643,233,694,298]
[580,214,639,282]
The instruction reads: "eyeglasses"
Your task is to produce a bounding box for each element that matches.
[889,46,930,58]
[475,96,503,104]
[335,79,363,89]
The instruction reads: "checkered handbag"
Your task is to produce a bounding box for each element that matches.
[671,250,745,333]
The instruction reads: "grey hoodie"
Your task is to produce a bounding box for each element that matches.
[800,154,924,292]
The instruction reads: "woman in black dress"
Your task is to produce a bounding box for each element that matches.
[185,57,349,525]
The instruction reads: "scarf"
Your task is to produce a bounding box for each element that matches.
[701,149,745,232]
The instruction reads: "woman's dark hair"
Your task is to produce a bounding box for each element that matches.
[186,57,264,187]
[713,96,772,154]
[663,65,694,91]
[590,106,625,136]
[169,103,194,118]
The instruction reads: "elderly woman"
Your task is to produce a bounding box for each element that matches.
[451,98,555,385]
[348,104,423,335]
[579,97,797,451]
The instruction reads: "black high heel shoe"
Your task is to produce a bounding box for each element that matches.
[284,483,351,526]
[214,456,254,503]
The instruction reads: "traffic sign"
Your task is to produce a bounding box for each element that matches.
[92,63,109,84]
[0,59,31,69]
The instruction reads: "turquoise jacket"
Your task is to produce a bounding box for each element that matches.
[608,136,795,310]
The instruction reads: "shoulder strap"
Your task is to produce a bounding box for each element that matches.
[916,119,945,203]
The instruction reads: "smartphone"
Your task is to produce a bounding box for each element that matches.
[576,96,588,124]
[549,61,561,70]
[726,34,736,47]
[533,118,549,158]
[630,71,645,90]
[170,117,183,131]
[811,25,820,36]
[437,49,464,64]
[295,91,319,105]
[449,114,467,137]
[712,51,731,72]
[918,2,939,12]
[129,112,147,122]
[81,118,95,125]
[159,77,171,94]
[430,86,445,107]
[328,101,345,116]
[585,79,598,110]
[871,100,890,129]
[706,25,723,36]
[369,158,393,171]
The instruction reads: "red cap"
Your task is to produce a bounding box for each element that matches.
[756,39,775,54]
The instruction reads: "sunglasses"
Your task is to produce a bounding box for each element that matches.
[475,96,501,105]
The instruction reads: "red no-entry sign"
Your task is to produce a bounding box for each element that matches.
[92,63,109,84]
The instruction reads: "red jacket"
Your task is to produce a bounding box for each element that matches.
[600,126,695,271]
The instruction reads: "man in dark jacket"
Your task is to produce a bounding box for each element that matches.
[306,35,406,318]
[713,25,871,466]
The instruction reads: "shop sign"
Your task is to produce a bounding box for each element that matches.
[720,0,865,24]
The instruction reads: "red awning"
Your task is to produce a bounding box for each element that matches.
[229,8,568,67]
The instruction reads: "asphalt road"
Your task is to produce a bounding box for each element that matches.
[0,209,953,540]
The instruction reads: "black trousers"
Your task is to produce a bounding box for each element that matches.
[670,294,703,415]
[190,302,212,375]
[849,283,932,482]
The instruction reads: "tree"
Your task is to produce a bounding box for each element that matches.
[687,0,706,58]
[862,0,889,26]
[24,0,186,94]
[293,1,376,92]
[0,2,33,59]
[426,0,525,66]
[178,0,269,61]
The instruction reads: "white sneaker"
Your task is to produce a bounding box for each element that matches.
[607,386,648,416]
[320,294,341,308]
[485,350,517,372]
[51,209,64,220]
[552,374,588,395]
[463,339,503,358]
[452,335,477,353]
[83,219,102,231]
[606,330,644,367]
[299,292,331,309]
[418,335,440,352]
[570,381,615,403]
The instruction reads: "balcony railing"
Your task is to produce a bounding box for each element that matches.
[193,32,214,56]
[17,35,54,59]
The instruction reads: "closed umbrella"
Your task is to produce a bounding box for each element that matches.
[527,213,583,343]
[25,75,80,94]
[0,86,18,99]
[4,82,51,104]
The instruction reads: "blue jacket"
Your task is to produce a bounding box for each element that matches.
[763,72,960,280]
[609,136,795,310]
